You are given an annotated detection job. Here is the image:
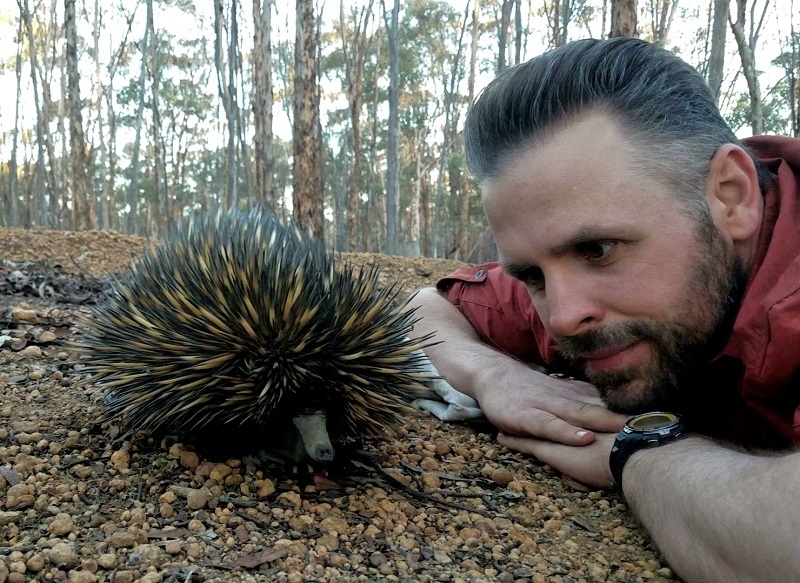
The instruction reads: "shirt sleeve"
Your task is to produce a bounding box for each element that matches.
[435,262,553,365]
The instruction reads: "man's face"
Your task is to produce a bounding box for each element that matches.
[483,114,747,413]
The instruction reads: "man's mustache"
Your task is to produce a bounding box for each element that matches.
[557,322,657,361]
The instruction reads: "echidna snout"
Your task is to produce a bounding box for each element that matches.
[293,410,335,462]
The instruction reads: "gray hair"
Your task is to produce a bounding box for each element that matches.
[464,38,771,220]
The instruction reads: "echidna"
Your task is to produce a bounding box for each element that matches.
[76,208,435,463]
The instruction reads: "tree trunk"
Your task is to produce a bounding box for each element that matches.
[92,0,109,229]
[293,0,324,239]
[514,0,522,63]
[214,0,238,210]
[340,0,374,252]
[431,5,469,258]
[150,13,168,238]
[364,37,382,253]
[553,0,562,46]
[610,0,638,37]
[9,15,22,227]
[233,3,252,206]
[708,0,730,102]
[459,0,480,260]
[126,0,152,234]
[653,0,679,42]
[56,52,68,227]
[43,0,62,227]
[252,0,275,209]
[729,0,766,134]
[65,0,94,231]
[18,0,47,228]
[562,0,572,44]
[381,0,400,255]
[497,0,513,71]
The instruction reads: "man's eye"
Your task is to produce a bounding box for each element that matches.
[519,267,544,288]
[577,241,617,261]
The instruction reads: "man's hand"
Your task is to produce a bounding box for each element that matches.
[407,287,628,447]
[498,431,617,488]
[475,370,627,447]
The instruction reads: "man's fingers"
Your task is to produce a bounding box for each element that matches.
[562,400,628,434]
[498,432,616,489]
[513,409,598,445]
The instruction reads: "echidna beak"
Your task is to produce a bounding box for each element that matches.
[293,410,335,463]
[314,443,335,463]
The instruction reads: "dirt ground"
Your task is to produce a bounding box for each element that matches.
[0,226,678,583]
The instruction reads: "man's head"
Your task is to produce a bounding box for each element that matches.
[466,39,768,413]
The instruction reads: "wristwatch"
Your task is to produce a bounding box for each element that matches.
[609,412,687,487]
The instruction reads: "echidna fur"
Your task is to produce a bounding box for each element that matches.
[76,208,436,459]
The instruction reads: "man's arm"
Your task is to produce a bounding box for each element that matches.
[624,439,800,583]
[407,287,626,445]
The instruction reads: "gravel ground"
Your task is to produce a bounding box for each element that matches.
[0,227,679,583]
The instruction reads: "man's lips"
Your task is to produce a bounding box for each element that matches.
[581,342,643,371]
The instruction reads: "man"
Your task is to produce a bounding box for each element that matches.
[408,38,800,583]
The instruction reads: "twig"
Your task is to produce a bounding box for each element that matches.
[219,496,257,508]
[234,509,271,530]
[0,545,36,555]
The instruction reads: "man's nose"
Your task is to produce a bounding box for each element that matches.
[542,274,602,338]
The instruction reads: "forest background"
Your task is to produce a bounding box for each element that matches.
[0,0,797,262]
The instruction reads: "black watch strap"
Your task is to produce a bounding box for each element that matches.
[609,412,687,487]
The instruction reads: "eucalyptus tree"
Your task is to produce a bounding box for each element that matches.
[17,0,51,227]
[708,0,730,102]
[65,0,94,230]
[293,0,324,239]
[730,0,771,134]
[611,0,638,36]
[126,0,152,234]
[380,0,400,255]
[252,0,275,209]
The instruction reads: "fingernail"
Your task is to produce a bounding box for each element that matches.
[576,430,589,438]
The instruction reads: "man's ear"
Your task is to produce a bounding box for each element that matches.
[706,144,763,243]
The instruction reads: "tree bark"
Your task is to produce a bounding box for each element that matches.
[610,0,638,37]
[381,0,400,255]
[708,0,730,102]
[65,0,94,230]
[340,0,374,252]
[459,0,480,261]
[498,0,513,71]
[214,0,238,210]
[729,0,767,134]
[18,0,48,228]
[514,0,522,63]
[126,0,152,234]
[9,15,23,227]
[252,0,275,209]
[150,12,169,238]
[92,0,109,229]
[293,0,324,239]
[364,37,382,253]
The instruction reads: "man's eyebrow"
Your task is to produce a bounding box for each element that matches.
[502,262,538,280]
[502,225,641,277]
[548,225,639,257]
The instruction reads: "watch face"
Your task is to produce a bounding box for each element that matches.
[627,412,680,431]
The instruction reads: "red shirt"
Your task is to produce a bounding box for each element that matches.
[437,135,800,448]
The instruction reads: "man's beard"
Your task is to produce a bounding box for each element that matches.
[557,217,748,414]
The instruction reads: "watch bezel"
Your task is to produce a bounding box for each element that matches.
[610,411,686,487]
[623,411,683,435]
